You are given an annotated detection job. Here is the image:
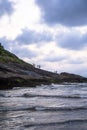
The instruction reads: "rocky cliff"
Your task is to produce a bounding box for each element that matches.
[0,45,87,89]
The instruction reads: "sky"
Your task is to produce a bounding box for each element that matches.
[0,0,87,77]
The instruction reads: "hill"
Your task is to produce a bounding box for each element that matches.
[0,44,87,89]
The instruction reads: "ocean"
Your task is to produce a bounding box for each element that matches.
[0,83,87,130]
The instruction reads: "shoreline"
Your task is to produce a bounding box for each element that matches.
[0,76,87,90]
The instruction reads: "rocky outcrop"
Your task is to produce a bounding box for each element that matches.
[0,46,87,89]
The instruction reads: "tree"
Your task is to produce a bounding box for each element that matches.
[37,65,41,69]
[0,43,4,48]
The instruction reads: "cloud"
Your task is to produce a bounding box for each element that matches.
[36,0,87,26]
[44,54,67,62]
[67,58,85,64]
[0,37,12,50]
[56,31,87,50]
[0,36,38,58]
[0,0,14,17]
[15,29,52,45]
[12,46,37,58]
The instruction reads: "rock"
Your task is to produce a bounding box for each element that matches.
[0,47,87,89]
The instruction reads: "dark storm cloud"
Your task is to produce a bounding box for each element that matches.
[15,29,52,45]
[36,0,87,26]
[0,0,14,17]
[56,31,87,50]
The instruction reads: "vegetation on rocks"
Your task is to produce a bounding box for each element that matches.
[0,44,33,67]
[0,44,87,90]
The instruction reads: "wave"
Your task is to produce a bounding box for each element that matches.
[24,119,87,128]
[22,93,87,99]
[0,105,87,112]
[0,94,5,97]
[0,94,15,98]
[1,93,87,99]
[1,91,87,100]
[35,106,87,111]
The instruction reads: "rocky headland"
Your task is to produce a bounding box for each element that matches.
[0,45,87,89]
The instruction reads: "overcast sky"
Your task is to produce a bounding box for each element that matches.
[0,0,87,77]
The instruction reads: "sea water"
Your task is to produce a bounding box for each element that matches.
[0,83,87,130]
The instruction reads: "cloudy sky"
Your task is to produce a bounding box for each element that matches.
[0,0,87,77]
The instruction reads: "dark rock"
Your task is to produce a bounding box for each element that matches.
[0,47,87,89]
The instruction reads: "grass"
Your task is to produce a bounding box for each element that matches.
[0,46,31,65]
[0,46,23,63]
